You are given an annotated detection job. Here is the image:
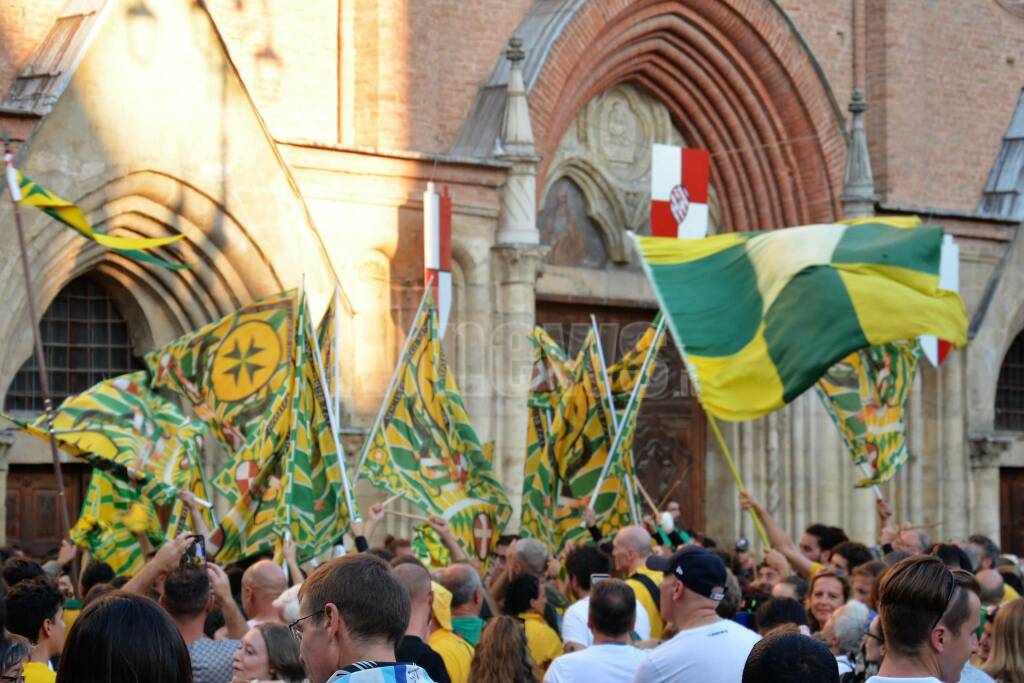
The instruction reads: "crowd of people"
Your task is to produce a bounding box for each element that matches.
[0,490,1020,683]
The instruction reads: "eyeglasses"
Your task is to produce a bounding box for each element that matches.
[288,608,325,642]
[864,630,884,645]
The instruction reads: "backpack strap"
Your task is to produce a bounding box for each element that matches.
[630,572,661,613]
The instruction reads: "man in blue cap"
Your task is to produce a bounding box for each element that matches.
[632,546,760,683]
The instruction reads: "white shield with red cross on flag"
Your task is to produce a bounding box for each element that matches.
[650,144,710,239]
[472,512,492,561]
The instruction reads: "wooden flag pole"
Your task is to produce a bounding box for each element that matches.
[634,477,661,519]
[385,509,430,523]
[2,134,75,562]
[706,412,770,547]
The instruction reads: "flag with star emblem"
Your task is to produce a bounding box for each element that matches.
[70,469,166,575]
[146,291,298,505]
[520,327,576,549]
[360,294,511,562]
[5,161,187,270]
[815,339,922,487]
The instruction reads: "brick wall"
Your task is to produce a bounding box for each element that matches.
[0,1,66,100]
[784,0,1024,215]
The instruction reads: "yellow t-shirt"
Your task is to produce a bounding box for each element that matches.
[519,612,562,678]
[24,661,56,683]
[428,627,474,683]
[626,566,665,639]
[1002,583,1021,605]
[810,561,825,579]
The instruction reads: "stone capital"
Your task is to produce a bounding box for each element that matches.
[491,243,549,285]
[968,433,1014,469]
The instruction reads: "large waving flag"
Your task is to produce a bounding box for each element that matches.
[360,294,511,563]
[4,158,186,270]
[520,328,576,549]
[70,469,166,575]
[816,340,923,487]
[15,372,211,518]
[146,291,298,504]
[634,219,967,421]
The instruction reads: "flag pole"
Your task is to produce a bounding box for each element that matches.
[705,412,770,547]
[589,315,639,524]
[305,299,360,523]
[355,279,434,478]
[588,316,666,510]
[2,134,74,548]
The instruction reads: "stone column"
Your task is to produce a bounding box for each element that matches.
[969,434,1012,542]
[491,37,547,529]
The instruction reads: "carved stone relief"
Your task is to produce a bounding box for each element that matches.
[540,84,721,268]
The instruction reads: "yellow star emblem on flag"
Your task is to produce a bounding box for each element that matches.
[212,321,283,402]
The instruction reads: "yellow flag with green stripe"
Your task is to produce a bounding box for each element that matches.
[634,219,967,421]
[10,168,187,269]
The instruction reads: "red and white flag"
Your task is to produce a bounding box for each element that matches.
[651,144,710,239]
[921,233,959,367]
[424,182,452,337]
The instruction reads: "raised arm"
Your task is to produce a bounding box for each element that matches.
[739,491,813,578]
[207,562,247,640]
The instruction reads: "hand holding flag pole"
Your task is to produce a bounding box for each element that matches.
[3,131,76,576]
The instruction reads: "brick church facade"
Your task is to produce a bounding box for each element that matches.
[1,0,1024,555]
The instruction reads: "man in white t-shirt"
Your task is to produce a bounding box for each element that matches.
[545,579,646,683]
[867,556,980,683]
[632,546,760,683]
[561,545,650,651]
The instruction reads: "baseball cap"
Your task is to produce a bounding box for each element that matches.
[646,546,728,601]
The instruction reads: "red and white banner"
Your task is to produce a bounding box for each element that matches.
[650,144,710,239]
[424,181,452,337]
[921,233,959,367]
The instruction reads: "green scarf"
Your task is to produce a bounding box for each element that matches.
[451,616,484,646]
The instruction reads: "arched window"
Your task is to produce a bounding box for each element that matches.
[996,331,1024,431]
[4,275,142,414]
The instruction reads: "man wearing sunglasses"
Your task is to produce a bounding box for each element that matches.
[293,554,435,683]
[869,556,980,683]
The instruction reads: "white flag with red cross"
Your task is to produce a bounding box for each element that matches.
[650,144,711,239]
[920,233,959,367]
[424,181,452,337]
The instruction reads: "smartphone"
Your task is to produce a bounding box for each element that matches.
[181,534,206,567]
[590,573,610,585]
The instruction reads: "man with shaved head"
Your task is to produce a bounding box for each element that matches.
[613,525,665,638]
[241,559,287,626]
[441,564,485,647]
[393,562,451,683]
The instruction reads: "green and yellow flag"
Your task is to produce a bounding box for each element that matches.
[9,168,187,270]
[634,219,968,421]
[208,454,283,563]
[146,291,298,505]
[275,298,353,562]
[520,328,575,549]
[361,295,511,563]
[816,340,922,486]
[70,469,165,575]
[546,326,661,550]
[18,372,211,519]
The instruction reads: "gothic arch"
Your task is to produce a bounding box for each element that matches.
[527,0,845,230]
[0,170,299,397]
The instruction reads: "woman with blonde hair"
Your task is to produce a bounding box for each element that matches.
[467,616,536,683]
[983,598,1024,683]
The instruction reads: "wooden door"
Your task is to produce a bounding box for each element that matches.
[1000,467,1024,557]
[6,464,87,559]
[535,301,706,532]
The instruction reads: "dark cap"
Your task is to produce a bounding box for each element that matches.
[646,546,728,601]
